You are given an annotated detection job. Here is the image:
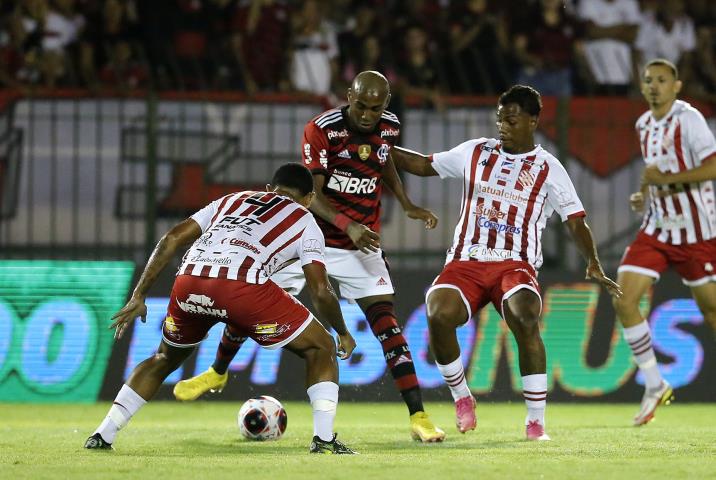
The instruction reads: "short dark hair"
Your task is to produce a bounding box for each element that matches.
[643,58,679,79]
[271,163,314,196]
[498,85,542,116]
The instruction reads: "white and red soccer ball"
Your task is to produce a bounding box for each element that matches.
[237,396,287,441]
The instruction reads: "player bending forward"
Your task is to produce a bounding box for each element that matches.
[85,164,357,454]
[173,71,445,443]
[392,85,622,440]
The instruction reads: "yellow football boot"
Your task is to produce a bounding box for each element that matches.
[173,366,228,401]
[410,411,446,443]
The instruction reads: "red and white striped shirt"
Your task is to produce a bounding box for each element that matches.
[178,191,325,283]
[430,138,585,269]
[637,100,716,244]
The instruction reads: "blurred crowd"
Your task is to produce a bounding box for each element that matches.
[1,0,716,104]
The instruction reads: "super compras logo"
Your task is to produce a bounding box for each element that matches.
[327,173,377,194]
[177,293,227,317]
[477,216,521,234]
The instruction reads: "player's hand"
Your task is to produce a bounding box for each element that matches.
[629,191,645,213]
[405,204,438,229]
[346,222,381,253]
[109,295,147,340]
[643,165,670,185]
[585,262,622,298]
[336,332,356,360]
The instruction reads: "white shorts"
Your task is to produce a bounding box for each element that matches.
[271,247,394,300]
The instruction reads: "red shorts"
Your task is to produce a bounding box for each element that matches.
[619,232,716,286]
[427,260,541,322]
[163,275,313,348]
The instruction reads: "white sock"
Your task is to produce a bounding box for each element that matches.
[522,373,547,426]
[623,321,663,390]
[436,357,472,401]
[94,384,147,444]
[307,381,338,442]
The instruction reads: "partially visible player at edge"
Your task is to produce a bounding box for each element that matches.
[85,163,358,454]
[391,85,622,440]
[173,71,446,442]
[614,58,716,426]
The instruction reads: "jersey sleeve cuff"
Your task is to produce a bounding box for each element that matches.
[565,211,586,221]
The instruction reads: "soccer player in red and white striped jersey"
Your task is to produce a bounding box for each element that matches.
[85,164,358,454]
[174,71,446,443]
[615,58,716,427]
[392,85,621,441]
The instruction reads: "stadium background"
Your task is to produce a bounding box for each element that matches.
[0,0,715,404]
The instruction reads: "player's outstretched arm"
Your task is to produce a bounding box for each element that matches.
[383,154,438,229]
[390,146,439,177]
[309,174,381,253]
[565,217,623,298]
[643,155,716,185]
[110,219,203,339]
[303,262,356,359]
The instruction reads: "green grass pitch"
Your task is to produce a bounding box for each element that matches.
[1,402,714,479]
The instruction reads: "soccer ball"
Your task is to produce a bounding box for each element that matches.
[237,395,288,441]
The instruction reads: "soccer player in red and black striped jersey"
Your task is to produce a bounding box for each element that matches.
[174,71,446,443]
[615,59,716,426]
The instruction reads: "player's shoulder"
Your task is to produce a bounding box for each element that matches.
[311,108,345,130]
[380,109,400,126]
[675,100,708,125]
[535,146,565,172]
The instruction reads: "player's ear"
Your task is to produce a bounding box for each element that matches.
[266,183,272,192]
[347,88,353,103]
[674,79,683,95]
[384,93,391,109]
[530,115,539,129]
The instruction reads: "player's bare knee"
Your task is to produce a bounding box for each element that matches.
[612,294,638,317]
[427,305,463,330]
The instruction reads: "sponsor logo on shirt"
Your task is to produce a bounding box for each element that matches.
[221,237,261,254]
[477,184,530,203]
[476,203,506,220]
[656,214,687,229]
[338,149,351,159]
[380,128,399,138]
[467,245,513,261]
[327,173,378,194]
[303,143,312,164]
[327,129,349,140]
[477,216,521,234]
[319,148,328,168]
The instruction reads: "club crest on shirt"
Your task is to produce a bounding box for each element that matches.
[518,170,535,188]
[358,144,371,161]
[377,143,390,164]
[661,135,674,151]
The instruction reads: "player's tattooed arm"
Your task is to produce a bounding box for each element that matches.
[303,262,356,359]
[565,217,623,298]
[390,147,439,177]
[383,154,438,229]
[110,219,203,339]
[310,174,381,253]
[643,155,716,185]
